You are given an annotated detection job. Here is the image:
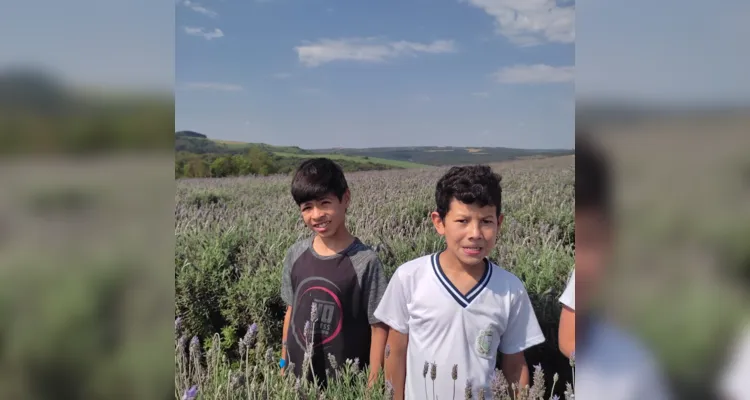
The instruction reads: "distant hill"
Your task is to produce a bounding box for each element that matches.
[310,146,574,166]
[174,131,573,167]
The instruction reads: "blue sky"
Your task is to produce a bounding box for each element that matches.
[1,0,747,148]
[0,0,173,92]
[174,0,576,149]
[576,0,750,104]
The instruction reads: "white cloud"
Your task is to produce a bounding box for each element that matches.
[181,0,218,18]
[462,0,574,46]
[184,26,224,40]
[492,64,573,84]
[294,37,457,67]
[183,82,244,91]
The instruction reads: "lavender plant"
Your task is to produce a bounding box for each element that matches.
[174,308,575,399]
[175,157,575,399]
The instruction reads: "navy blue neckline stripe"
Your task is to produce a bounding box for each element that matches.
[466,261,492,302]
[431,253,467,307]
[431,251,492,308]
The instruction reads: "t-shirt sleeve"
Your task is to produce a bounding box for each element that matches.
[373,267,410,334]
[559,269,575,310]
[280,247,295,307]
[498,284,546,354]
[363,254,389,325]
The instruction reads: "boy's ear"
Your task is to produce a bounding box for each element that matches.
[497,213,504,228]
[430,211,446,236]
[342,189,351,206]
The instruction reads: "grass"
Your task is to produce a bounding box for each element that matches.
[175,156,575,399]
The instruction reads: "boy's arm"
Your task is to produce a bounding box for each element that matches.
[498,285,546,398]
[280,305,292,374]
[501,352,530,398]
[279,247,296,374]
[558,306,575,359]
[362,255,390,385]
[385,328,408,400]
[371,264,410,400]
[558,269,575,359]
[368,322,389,386]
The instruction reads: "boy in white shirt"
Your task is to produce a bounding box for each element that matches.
[374,165,546,400]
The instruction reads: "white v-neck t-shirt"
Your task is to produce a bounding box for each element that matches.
[373,252,546,400]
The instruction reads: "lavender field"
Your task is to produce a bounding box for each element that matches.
[174,156,575,399]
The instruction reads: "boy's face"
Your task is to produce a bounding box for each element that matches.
[299,190,350,238]
[575,208,612,315]
[431,199,503,267]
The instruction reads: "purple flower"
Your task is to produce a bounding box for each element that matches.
[189,336,200,355]
[243,323,258,345]
[182,385,198,400]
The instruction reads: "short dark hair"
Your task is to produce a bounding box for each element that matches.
[291,158,349,205]
[435,165,502,219]
[575,130,611,218]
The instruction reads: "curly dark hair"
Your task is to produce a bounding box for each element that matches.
[575,130,611,218]
[435,165,502,220]
[291,158,348,206]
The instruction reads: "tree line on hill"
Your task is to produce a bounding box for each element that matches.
[176,145,399,179]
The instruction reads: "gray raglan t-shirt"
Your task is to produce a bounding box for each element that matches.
[280,236,388,384]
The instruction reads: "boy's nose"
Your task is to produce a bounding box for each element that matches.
[469,224,482,238]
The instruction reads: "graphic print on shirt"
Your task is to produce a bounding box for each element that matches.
[290,275,344,350]
[475,325,494,358]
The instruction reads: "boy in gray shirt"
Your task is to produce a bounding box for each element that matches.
[279,158,388,388]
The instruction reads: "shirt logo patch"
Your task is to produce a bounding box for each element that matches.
[475,325,494,357]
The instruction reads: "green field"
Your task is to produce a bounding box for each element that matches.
[273,151,429,169]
